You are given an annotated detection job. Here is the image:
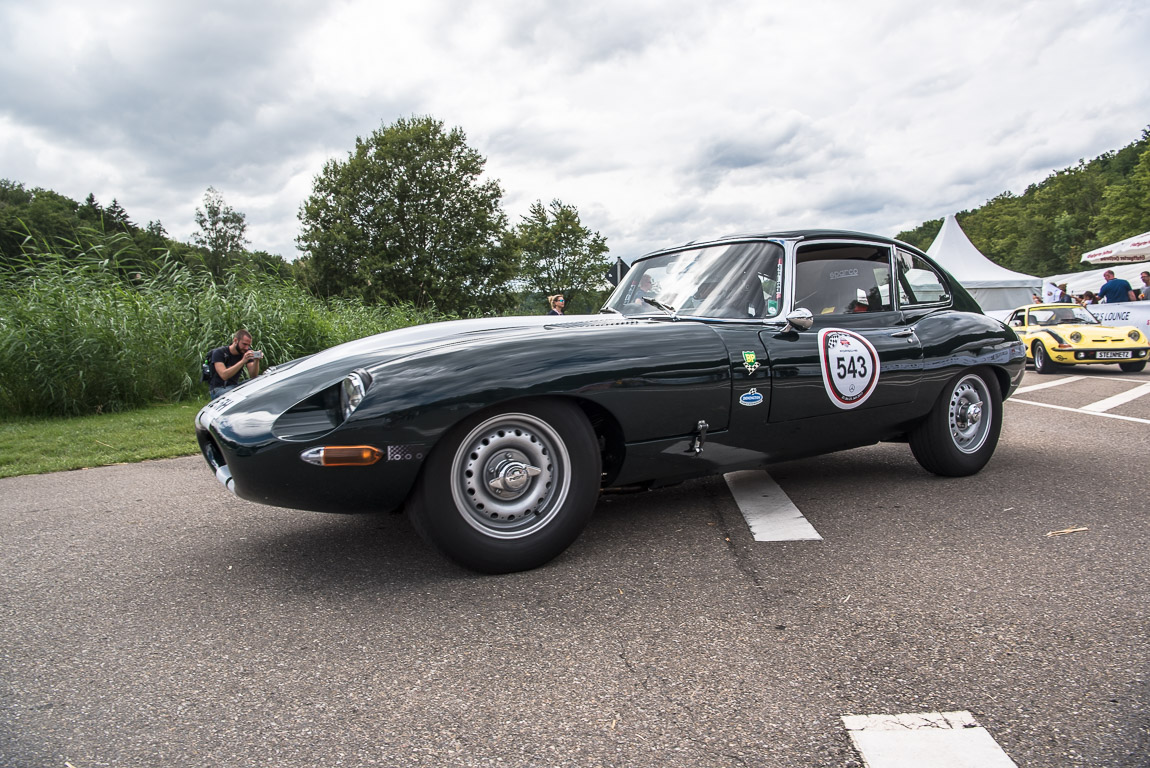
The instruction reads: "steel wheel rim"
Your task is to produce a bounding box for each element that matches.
[948,374,991,454]
[450,412,570,539]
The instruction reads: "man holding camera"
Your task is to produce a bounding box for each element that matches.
[208,329,264,400]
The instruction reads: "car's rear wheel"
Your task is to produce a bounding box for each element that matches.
[909,369,1002,477]
[1119,360,1147,373]
[408,400,601,573]
[1033,341,1061,374]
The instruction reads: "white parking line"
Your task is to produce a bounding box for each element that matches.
[1013,375,1084,394]
[723,470,822,541]
[1010,398,1150,425]
[843,711,1018,768]
[1082,381,1150,412]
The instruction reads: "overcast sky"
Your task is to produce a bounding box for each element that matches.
[2,0,1147,262]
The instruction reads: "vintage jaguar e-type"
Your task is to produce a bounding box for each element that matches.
[196,230,1026,573]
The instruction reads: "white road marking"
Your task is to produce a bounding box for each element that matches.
[723,470,822,542]
[843,711,1018,768]
[1013,375,1084,394]
[1009,398,1150,425]
[1082,381,1150,412]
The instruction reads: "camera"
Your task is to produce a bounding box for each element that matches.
[252,350,263,359]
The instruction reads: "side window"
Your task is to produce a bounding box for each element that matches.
[895,249,950,307]
[1007,310,1024,327]
[793,244,893,315]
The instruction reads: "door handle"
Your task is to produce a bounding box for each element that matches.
[891,328,916,338]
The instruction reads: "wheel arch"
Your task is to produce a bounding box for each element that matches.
[986,364,1011,400]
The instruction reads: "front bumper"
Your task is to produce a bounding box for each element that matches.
[195,388,423,515]
[1048,347,1148,364]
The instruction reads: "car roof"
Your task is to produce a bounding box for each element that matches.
[640,229,917,259]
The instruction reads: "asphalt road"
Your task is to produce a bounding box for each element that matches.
[2,367,1148,768]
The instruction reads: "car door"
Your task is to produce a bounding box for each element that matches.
[762,240,924,423]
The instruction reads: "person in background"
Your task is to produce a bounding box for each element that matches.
[1056,283,1073,303]
[1031,293,1043,304]
[1138,271,1150,300]
[209,329,262,400]
[1078,291,1099,305]
[1097,269,1136,303]
[547,295,565,315]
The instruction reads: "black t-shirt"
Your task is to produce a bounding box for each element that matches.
[208,345,245,388]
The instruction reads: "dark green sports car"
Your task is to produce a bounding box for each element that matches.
[196,230,1026,573]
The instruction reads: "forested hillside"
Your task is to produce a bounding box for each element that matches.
[897,129,1150,277]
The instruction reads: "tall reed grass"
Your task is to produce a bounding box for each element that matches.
[0,234,453,417]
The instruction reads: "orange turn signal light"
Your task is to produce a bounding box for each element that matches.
[300,445,383,467]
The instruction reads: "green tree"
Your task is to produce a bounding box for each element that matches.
[510,199,610,312]
[1094,147,1150,243]
[895,217,942,251]
[297,115,517,312]
[192,186,249,278]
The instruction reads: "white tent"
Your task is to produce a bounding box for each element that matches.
[926,214,1041,312]
[1080,231,1150,265]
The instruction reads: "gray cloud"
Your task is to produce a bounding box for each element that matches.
[1,0,1147,263]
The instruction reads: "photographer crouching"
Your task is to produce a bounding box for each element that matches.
[208,329,264,400]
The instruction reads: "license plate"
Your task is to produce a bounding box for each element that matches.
[1097,351,1132,359]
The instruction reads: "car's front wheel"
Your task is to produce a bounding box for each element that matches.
[909,369,1003,477]
[1119,360,1147,373]
[408,400,601,573]
[1033,341,1061,374]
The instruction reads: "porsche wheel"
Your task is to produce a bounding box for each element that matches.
[1033,342,1061,374]
[408,400,601,573]
[1119,361,1146,373]
[909,370,1002,477]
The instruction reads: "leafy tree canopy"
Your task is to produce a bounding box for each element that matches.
[897,128,1150,276]
[510,199,610,311]
[0,180,286,281]
[297,115,519,313]
[192,186,250,278]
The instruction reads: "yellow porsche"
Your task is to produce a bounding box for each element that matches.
[1006,303,1149,374]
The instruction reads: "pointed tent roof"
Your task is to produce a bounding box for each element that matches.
[926,214,1040,289]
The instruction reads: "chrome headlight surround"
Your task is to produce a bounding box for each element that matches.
[339,369,372,422]
[1069,331,1082,343]
[1128,330,1142,342]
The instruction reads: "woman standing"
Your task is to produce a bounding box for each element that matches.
[547,295,565,315]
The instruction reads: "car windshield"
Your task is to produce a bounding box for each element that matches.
[604,241,785,319]
[1028,306,1099,326]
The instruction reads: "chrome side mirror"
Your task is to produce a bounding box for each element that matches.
[783,308,813,332]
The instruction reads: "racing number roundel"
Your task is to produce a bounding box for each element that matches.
[818,328,880,409]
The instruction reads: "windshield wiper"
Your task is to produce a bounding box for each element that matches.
[599,306,622,314]
[641,297,678,317]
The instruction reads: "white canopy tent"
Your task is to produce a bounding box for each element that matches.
[925,214,1041,312]
[1080,231,1150,265]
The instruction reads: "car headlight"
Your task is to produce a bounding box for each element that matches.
[1069,331,1082,343]
[1129,330,1142,342]
[339,369,372,421]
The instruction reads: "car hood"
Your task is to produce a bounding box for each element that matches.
[1043,323,1141,338]
[229,314,650,399]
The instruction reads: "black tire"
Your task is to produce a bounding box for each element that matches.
[1033,341,1061,374]
[408,400,601,573]
[1119,360,1147,373]
[909,369,1003,477]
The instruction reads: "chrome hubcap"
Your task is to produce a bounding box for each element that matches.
[487,450,543,497]
[956,400,982,429]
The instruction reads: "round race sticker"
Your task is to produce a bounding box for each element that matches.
[818,328,880,409]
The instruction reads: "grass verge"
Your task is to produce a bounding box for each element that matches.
[0,399,207,479]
